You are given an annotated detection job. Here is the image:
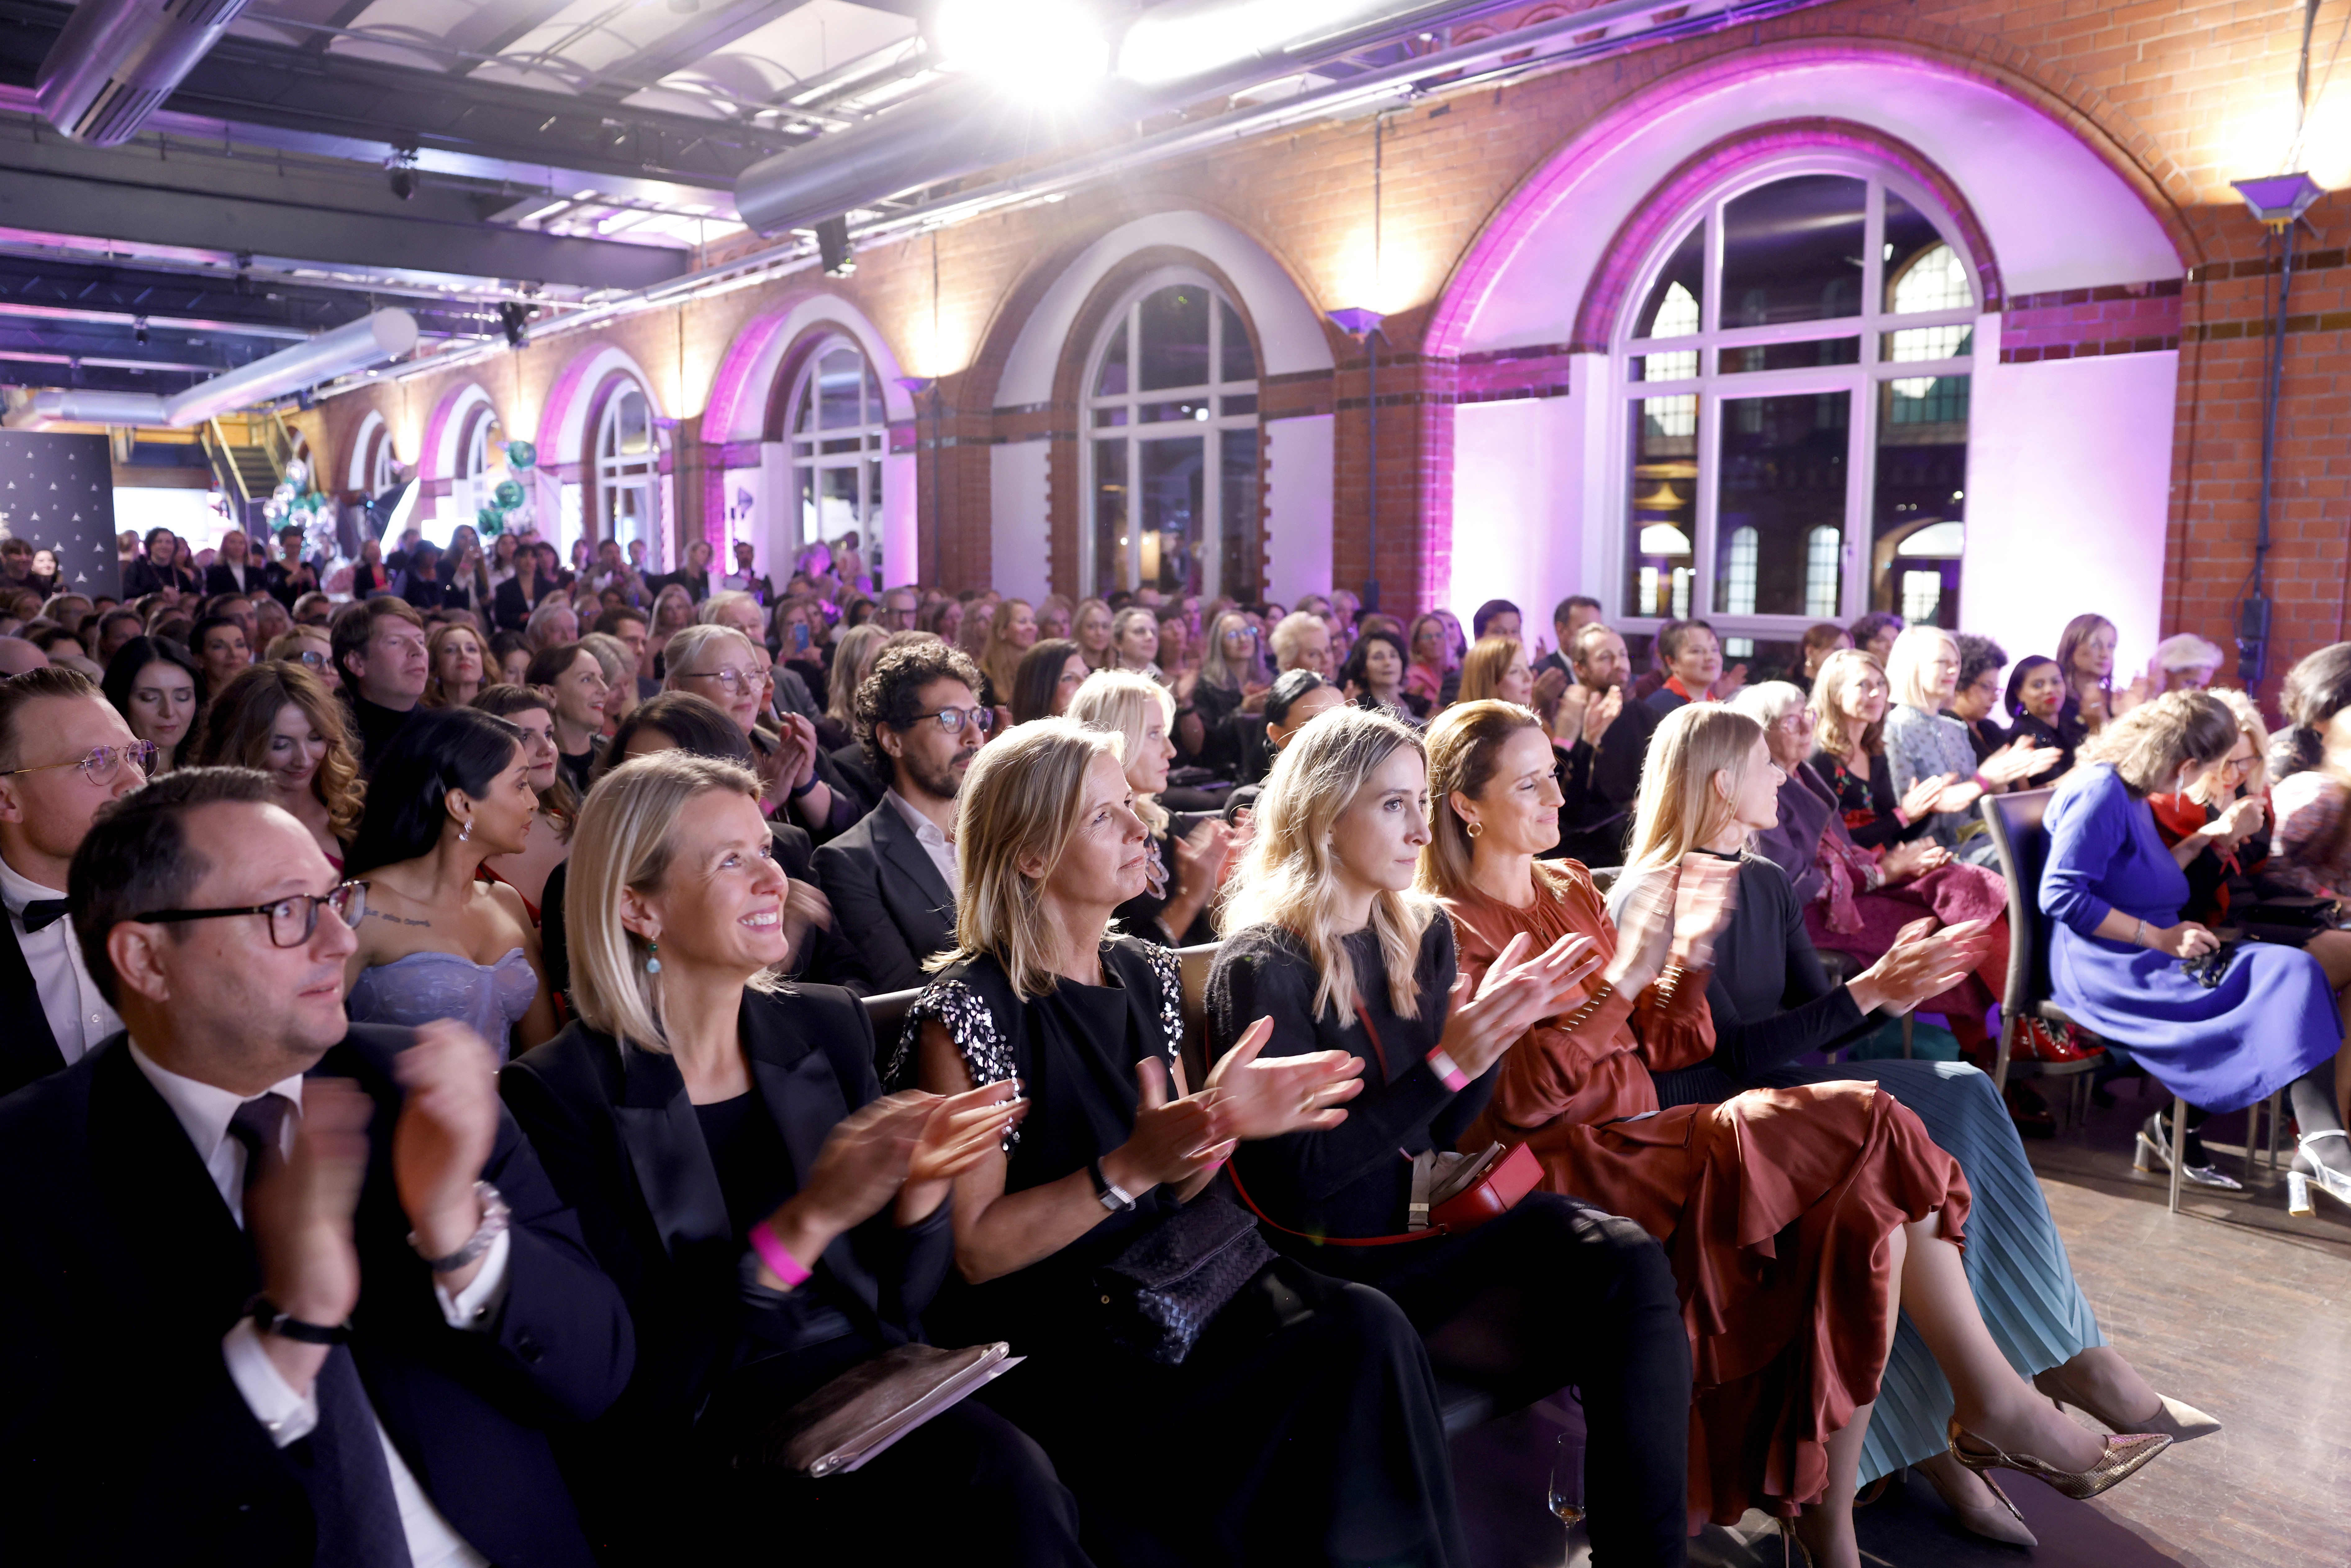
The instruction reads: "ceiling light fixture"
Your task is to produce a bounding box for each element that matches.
[937,0,1107,103]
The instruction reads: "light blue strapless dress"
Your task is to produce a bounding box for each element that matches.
[348,947,537,1062]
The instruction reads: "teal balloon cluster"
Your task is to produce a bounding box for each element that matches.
[474,440,539,537]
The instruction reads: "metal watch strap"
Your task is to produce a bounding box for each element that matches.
[249,1295,351,1345]
[408,1180,510,1273]
[1088,1157,1135,1212]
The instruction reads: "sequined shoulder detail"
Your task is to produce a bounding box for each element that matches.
[1135,939,1185,1065]
[889,977,1022,1148]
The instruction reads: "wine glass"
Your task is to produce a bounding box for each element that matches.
[1548,1431,1586,1547]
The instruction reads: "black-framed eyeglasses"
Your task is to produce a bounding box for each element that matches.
[2,739,156,784]
[911,706,995,735]
[134,880,367,948]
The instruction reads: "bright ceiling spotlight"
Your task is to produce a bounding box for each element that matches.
[936,0,1108,104]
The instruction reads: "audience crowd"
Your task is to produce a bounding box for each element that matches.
[8,513,2347,1568]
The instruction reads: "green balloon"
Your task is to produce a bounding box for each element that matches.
[493,478,525,509]
[477,505,507,537]
[504,440,537,471]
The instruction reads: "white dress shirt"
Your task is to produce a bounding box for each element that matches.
[127,1043,504,1568]
[0,853,119,1064]
[885,788,960,895]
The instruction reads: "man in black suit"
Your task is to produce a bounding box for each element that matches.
[0,668,143,1098]
[0,768,633,1566]
[204,530,262,598]
[810,642,984,997]
[1554,622,1661,870]
[1533,594,1602,681]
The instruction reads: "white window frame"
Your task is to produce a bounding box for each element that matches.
[785,334,887,571]
[1610,154,1980,651]
[594,376,657,552]
[1079,266,1261,602]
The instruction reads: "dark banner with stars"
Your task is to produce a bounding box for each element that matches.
[0,432,116,600]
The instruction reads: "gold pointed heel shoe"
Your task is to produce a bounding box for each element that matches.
[1919,1453,2039,1547]
[1947,1417,2171,1502]
[2033,1366,2222,1443]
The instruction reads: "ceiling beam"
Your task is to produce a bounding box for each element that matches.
[574,0,816,102]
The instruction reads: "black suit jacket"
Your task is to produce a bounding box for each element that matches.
[810,801,956,998]
[493,575,552,633]
[261,559,316,609]
[0,1027,635,1568]
[122,558,199,599]
[500,991,951,1556]
[1556,690,1661,868]
[0,916,66,1099]
[203,560,260,599]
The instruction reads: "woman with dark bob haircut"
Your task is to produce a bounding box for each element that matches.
[1008,636,1087,726]
[343,706,559,1058]
[101,634,202,775]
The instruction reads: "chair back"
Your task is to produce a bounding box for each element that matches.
[860,984,921,1076]
[1977,787,2058,1019]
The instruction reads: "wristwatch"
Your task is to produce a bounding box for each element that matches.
[248,1295,351,1345]
[1087,1157,1136,1213]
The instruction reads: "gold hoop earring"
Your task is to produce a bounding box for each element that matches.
[1465,820,1483,839]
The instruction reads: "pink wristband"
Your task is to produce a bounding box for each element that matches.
[1972,771,1994,793]
[748,1219,811,1289]
[1426,1048,1470,1092]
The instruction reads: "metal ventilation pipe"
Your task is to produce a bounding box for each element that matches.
[37,0,256,148]
[734,0,1477,237]
[2,310,419,431]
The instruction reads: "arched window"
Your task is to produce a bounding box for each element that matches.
[1083,272,1261,600]
[785,337,886,578]
[595,377,657,554]
[1619,167,1977,662]
[370,434,399,495]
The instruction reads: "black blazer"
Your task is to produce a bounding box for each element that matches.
[261,559,316,608]
[493,574,552,633]
[0,915,66,1099]
[0,1026,634,1568]
[500,991,952,1554]
[203,560,260,599]
[122,558,199,599]
[810,800,956,998]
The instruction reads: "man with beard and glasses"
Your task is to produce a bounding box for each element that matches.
[1554,621,1660,870]
[811,642,990,1000]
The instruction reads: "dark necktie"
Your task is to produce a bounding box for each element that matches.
[226,1095,415,1568]
[18,898,67,933]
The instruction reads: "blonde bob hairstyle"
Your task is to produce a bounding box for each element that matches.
[1416,699,1547,901]
[1219,703,1435,1023]
[2207,687,2272,794]
[1068,667,1176,833]
[1808,647,1890,761]
[1622,702,1768,875]
[2073,687,2238,799]
[1455,633,1526,705]
[566,751,774,1052]
[941,716,1126,1001]
[1883,624,1960,712]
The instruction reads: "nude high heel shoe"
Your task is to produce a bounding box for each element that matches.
[1918,1454,2039,1547]
[1946,1418,2170,1505]
[2033,1365,2222,1443]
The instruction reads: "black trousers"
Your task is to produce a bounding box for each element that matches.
[1282,1193,1692,1568]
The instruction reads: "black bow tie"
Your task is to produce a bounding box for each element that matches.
[19,898,68,933]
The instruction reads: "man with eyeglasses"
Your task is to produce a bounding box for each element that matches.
[0,668,144,1096]
[0,767,630,1565]
[330,596,429,776]
[811,642,990,996]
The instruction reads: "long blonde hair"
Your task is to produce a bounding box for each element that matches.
[944,717,1125,1001]
[1809,647,1888,761]
[980,598,1032,702]
[566,752,775,1052]
[827,622,890,729]
[1417,700,1545,899]
[1622,702,1766,875]
[1220,703,1435,1021]
[1455,634,1525,704]
[1068,668,1175,833]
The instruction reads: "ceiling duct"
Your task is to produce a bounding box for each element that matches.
[37,0,256,148]
[735,0,1477,237]
[3,309,419,431]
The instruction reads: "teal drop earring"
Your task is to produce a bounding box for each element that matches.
[645,939,661,975]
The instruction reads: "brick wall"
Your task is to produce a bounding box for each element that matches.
[304,0,2349,686]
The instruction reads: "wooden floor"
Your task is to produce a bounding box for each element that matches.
[1453,1075,2351,1567]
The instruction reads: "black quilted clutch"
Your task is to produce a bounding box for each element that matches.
[1094,1196,1274,1366]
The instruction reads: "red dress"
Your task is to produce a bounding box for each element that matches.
[1441,862,1970,1529]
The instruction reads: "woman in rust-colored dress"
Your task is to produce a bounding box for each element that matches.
[1420,701,2170,1568]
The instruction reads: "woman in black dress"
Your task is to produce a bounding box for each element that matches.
[502,751,1080,1565]
[899,717,1463,1567]
[1805,647,1948,850]
[1207,705,1695,1566]
[1070,668,1232,945]
[2003,655,2088,787]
